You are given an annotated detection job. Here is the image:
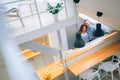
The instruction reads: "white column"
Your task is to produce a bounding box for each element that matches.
[0,5,40,80]
[65,0,80,30]
[65,0,76,17]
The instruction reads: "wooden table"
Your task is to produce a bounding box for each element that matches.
[67,40,120,76]
[36,60,64,80]
[65,30,120,62]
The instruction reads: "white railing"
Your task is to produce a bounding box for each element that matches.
[2,0,69,37]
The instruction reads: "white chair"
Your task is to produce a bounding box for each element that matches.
[100,62,117,80]
[79,61,109,80]
[5,8,25,28]
[100,51,120,80]
[79,67,101,80]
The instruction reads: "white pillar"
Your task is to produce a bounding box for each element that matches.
[0,5,40,80]
[65,0,76,18]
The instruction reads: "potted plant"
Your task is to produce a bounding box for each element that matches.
[46,2,63,21]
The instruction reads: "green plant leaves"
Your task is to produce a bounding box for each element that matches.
[56,3,61,8]
[46,2,63,14]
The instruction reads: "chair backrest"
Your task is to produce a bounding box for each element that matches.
[80,69,100,80]
[91,70,100,80]
[112,51,120,63]
[5,8,18,15]
[5,8,25,27]
[89,65,101,80]
[115,51,120,58]
[95,62,108,79]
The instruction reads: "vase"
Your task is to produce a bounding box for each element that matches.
[94,23,104,37]
[74,32,85,48]
[53,14,58,21]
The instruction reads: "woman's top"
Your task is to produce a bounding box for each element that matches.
[81,32,89,43]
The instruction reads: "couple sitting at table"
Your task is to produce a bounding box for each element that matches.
[78,19,95,43]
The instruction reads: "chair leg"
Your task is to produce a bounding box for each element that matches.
[111,71,114,80]
[105,76,107,80]
[16,11,25,28]
[118,67,120,79]
[79,75,82,80]
[97,74,101,80]
[19,16,25,28]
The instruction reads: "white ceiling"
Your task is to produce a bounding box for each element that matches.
[78,0,120,30]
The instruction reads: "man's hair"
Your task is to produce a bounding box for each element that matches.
[83,19,89,23]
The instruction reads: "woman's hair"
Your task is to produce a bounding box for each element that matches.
[78,24,87,33]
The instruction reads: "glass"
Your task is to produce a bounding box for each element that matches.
[2,0,68,37]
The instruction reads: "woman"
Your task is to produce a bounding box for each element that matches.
[78,24,89,43]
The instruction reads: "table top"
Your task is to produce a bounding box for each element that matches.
[67,40,120,76]
[65,30,120,62]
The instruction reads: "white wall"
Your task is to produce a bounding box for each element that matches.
[78,0,120,30]
[49,31,60,50]
[59,29,69,50]
[49,29,69,61]
[66,25,77,49]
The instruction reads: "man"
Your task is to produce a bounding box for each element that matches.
[83,19,95,41]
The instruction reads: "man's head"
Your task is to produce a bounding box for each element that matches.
[84,19,90,28]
